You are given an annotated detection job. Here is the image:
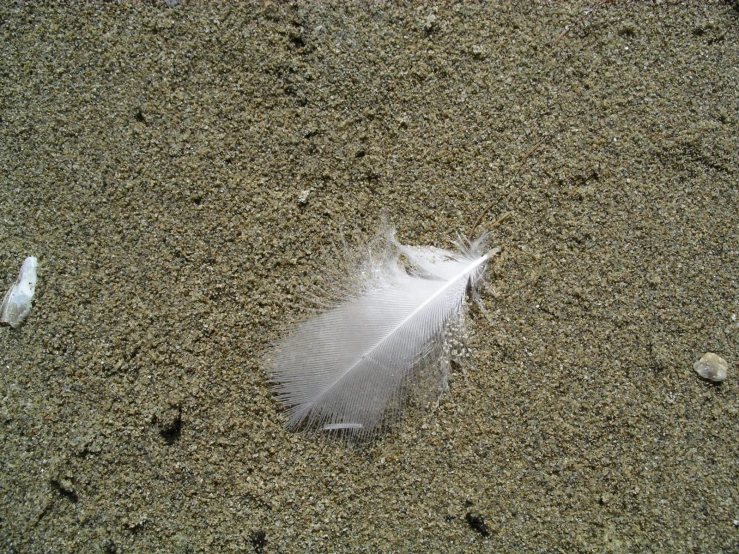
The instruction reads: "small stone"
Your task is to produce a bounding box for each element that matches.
[693,352,728,382]
[465,512,490,537]
[297,189,311,205]
[1,257,38,328]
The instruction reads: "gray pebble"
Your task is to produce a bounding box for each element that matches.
[693,353,728,382]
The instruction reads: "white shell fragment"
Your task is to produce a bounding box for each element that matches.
[1,257,38,328]
[693,352,728,383]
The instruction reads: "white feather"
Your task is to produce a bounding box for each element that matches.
[269,229,497,440]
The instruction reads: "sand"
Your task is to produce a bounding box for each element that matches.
[1,1,737,552]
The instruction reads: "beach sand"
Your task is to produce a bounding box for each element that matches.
[1,2,737,552]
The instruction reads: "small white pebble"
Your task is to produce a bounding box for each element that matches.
[1,257,38,329]
[693,352,728,382]
[297,189,311,205]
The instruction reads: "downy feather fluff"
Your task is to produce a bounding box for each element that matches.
[269,228,497,441]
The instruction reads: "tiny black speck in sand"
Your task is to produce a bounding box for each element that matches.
[465,512,490,537]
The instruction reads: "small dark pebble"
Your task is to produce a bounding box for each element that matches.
[159,405,183,445]
[465,512,490,537]
[251,529,267,554]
